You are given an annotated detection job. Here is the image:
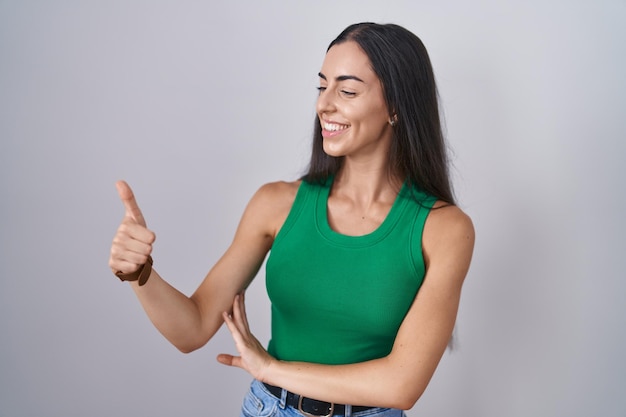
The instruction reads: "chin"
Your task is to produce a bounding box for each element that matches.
[323,150,343,158]
[322,142,346,158]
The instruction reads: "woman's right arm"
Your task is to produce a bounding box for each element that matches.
[108,180,292,353]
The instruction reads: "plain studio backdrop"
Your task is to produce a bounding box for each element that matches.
[1,1,624,416]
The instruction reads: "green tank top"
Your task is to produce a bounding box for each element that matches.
[265,178,436,365]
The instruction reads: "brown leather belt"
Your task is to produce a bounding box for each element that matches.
[262,382,374,416]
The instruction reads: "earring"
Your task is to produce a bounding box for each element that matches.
[389,115,398,127]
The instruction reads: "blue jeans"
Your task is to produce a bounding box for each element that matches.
[240,379,406,417]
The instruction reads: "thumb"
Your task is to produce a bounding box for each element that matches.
[115,180,147,227]
[216,354,240,367]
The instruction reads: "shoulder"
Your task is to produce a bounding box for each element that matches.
[251,180,301,208]
[422,202,475,273]
[425,202,474,240]
[244,180,302,238]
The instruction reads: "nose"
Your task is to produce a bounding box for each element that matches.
[316,88,335,116]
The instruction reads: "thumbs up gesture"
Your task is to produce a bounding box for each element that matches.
[109,181,156,276]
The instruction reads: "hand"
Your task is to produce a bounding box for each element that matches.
[108,180,156,275]
[218,292,274,382]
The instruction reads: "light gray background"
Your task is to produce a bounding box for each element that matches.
[1,1,624,416]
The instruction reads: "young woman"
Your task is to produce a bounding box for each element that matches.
[109,22,474,417]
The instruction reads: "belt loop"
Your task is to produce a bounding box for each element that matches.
[344,404,352,417]
[279,386,287,409]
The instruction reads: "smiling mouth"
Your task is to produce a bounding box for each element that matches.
[322,122,349,132]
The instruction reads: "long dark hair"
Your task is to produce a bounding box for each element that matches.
[303,22,455,205]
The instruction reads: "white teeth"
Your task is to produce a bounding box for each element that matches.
[323,122,348,131]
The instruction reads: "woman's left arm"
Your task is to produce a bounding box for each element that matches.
[219,204,475,410]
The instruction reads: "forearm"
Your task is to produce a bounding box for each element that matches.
[130,268,209,353]
[264,355,434,410]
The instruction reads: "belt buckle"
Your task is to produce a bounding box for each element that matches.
[297,395,334,417]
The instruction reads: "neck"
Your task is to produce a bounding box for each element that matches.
[333,160,402,205]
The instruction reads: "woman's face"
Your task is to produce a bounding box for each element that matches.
[316,41,393,160]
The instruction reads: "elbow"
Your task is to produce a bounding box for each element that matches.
[170,322,211,354]
[173,337,207,354]
[177,344,198,354]
[385,380,427,410]
[390,392,424,411]
[395,393,423,411]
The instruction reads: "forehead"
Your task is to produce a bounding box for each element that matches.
[320,41,377,81]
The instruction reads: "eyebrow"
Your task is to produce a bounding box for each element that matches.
[318,72,365,83]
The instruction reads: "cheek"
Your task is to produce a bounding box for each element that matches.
[347,105,384,126]
[362,104,391,131]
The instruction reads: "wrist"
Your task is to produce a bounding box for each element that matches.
[259,357,282,385]
[115,256,153,286]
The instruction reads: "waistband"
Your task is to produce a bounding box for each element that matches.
[262,382,374,416]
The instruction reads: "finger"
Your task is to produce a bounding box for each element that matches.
[222,311,245,345]
[113,232,153,256]
[220,312,247,370]
[118,217,156,246]
[109,258,144,275]
[109,238,151,272]
[231,294,252,338]
[234,293,251,333]
[115,180,147,227]
[216,354,241,367]
[111,220,155,260]
[110,245,150,266]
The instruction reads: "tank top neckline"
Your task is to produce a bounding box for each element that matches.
[315,178,409,247]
